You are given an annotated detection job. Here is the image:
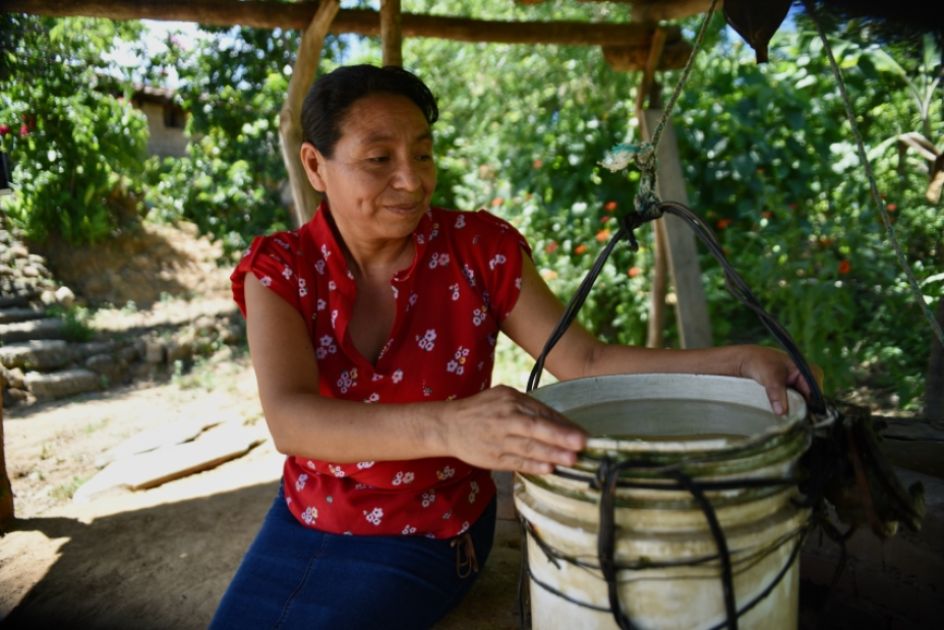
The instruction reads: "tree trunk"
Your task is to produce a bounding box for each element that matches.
[380,0,402,68]
[278,0,340,227]
[0,372,13,530]
[926,297,944,423]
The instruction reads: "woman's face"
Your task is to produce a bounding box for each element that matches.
[303,92,437,244]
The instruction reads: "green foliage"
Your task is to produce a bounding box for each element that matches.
[675,18,942,404]
[0,15,148,243]
[144,26,349,254]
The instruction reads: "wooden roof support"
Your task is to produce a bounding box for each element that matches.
[3,1,678,57]
[279,0,339,227]
[380,0,403,67]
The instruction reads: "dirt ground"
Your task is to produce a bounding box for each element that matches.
[0,353,523,629]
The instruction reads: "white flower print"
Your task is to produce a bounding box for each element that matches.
[436,465,455,481]
[391,285,399,299]
[442,511,452,520]
[417,328,437,351]
[463,264,476,286]
[337,368,358,394]
[295,474,309,492]
[328,280,337,291]
[392,369,404,383]
[401,524,417,535]
[469,480,480,503]
[458,521,470,534]
[331,309,339,327]
[354,483,368,490]
[392,471,415,486]
[281,265,293,280]
[301,506,318,525]
[274,237,290,250]
[326,495,333,504]
[356,461,375,470]
[446,346,470,375]
[488,254,507,270]
[515,276,522,290]
[449,283,460,301]
[328,464,346,478]
[316,298,326,311]
[416,233,425,245]
[421,489,436,508]
[364,507,384,526]
[260,275,272,287]
[306,460,317,470]
[364,392,380,403]
[321,243,331,259]
[472,306,487,327]
[455,215,466,229]
[406,292,418,310]
[315,335,337,360]
[314,259,326,275]
[298,277,308,298]
[427,253,450,269]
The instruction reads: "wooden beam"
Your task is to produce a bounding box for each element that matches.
[2,1,676,48]
[279,0,339,227]
[0,371,13,529]
[640,109,713,349]
[380,0,403,67]
[516,0,713,21]
[603,37,691,71]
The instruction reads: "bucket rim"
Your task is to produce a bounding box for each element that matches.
[528,373,807,455]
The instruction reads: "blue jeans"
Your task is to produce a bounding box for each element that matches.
[209,484,496,629]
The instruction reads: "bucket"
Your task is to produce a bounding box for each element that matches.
[515,373,811,629]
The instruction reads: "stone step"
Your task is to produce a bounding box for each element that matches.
[0,339,71,371]
[0,293,36,309]
[24,368,101,401]
[0,305,46,325]
[0,317,67,343]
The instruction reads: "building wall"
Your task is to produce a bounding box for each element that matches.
[138,101,188,158]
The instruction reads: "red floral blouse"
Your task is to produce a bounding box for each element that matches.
[231,202,530,538]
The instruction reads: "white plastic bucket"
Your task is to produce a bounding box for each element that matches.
[515,374,811,630]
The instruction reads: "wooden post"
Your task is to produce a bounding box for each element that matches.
[647,220,669,348]
[640,109,713,349]
[0,373,13,529]
[279,0,340,227]
[380,0,402,67]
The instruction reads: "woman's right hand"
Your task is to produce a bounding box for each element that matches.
[438,385,587,474]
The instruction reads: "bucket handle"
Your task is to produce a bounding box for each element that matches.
[525,200,835,423]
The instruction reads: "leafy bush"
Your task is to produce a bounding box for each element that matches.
[0,15,148,243]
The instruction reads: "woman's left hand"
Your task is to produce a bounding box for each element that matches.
[735,345,821,416]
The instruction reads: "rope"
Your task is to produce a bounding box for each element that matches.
[802,0,944,348]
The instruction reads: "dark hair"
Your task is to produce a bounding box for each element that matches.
[301,65,439,158]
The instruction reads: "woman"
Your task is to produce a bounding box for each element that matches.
[210,64,812,629]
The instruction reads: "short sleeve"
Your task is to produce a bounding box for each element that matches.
[473,211,533,323]
[231,232,302,317]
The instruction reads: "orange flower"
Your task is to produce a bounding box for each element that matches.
[715,218,732,230]
[491,197,504,207]
[627,266,642,278]
[595,229,611,242]
[574,244,588,255]
[886,203,897,212]
[600,215,612,224]
[532,159,543,169]
[838,260,851,275]
[604,200,618,213]
[544,241,559,254]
